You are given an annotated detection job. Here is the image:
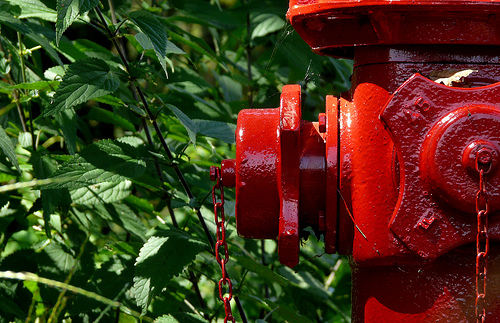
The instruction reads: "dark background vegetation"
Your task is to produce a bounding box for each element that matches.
[0,0,353,321]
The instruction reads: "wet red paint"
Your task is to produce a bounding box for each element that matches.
[213,0,500,321]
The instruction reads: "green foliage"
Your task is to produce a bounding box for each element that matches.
[0,0,353,322]
[132,231,206,313]
[43,57,120,117]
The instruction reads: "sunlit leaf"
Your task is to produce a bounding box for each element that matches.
[252,14,285,39]
[42,139,147,189]
[7,0,57,22]
[42,58,119,117]
[55,0,99,45]
[132,231,206,313]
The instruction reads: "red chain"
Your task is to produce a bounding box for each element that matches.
[475,163,490,323]
[211,166,235,323]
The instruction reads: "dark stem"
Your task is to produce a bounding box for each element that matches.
[141,114,178,227]
[235,297,248,323]
[95,6,214,248]
[16,32,35,149]
[95,8,248,322]
[246,9,253,107]
[261,240,270,298]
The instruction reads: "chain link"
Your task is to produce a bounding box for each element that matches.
[475,159,490,323]
[211,167,235,323]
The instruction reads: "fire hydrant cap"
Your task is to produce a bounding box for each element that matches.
[287,0,500,57]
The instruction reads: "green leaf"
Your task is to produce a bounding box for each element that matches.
[95,203,147,240]
[42,58,120,117]
[31,151,71,237]
[132,231,206,313]
[165,103,197,144]
[55,107,77,154]
[265,299,314,323]
[129,11,168,76]
[165,26,227,72]
[154,315,179,323]
[251,14,285,39]
[135,32,170,75]
[233,255,288,287]
[155,313,208,323]
[0,11,62,65]
[93,95,126,107]
[215,74,242,102]
[166,40,186,55]
[87,107,136,132]
[42,139,147,189]
[0,81,59,93]
[40,241,78,273]
[105,241,142,257]
[7,0,57,22]
[70,180,133,205]
[55,0,99,45]
[124,195,154,215]
[0,125,20,174]
[194,120,235,144]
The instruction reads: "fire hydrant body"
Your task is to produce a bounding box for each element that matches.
[215,1,500,321]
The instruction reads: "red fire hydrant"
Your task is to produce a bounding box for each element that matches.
[213,1,500,321]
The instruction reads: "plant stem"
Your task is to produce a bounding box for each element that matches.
[16,31,35,150]
[48,235,89,323]
[246,3,253,107]
[141,118,179,227]
[95,8,248,322]
[95,6,214,248]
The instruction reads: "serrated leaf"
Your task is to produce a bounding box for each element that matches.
[42,58,119,117]
[44,65,66,80]
[0,125,20,174]
[154,315,178,323]
[130,11,168,76]
[42,139,147,189]
[55,0,99,45]
[155,313,208,323]
[7,0,57,22]
[0,11,62,65]
[41,241,77,273]
[18,132,32,148]
[132,231,206,313]
[70,180,132,205]
[193,120,235,144]
[134,32,170,75]
[165,103,197,144]
[166,40,185,55]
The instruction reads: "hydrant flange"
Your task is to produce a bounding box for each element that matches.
[220,85,339,267]
[381,74,500,259]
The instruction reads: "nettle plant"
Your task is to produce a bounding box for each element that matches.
[0,0,353,322]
